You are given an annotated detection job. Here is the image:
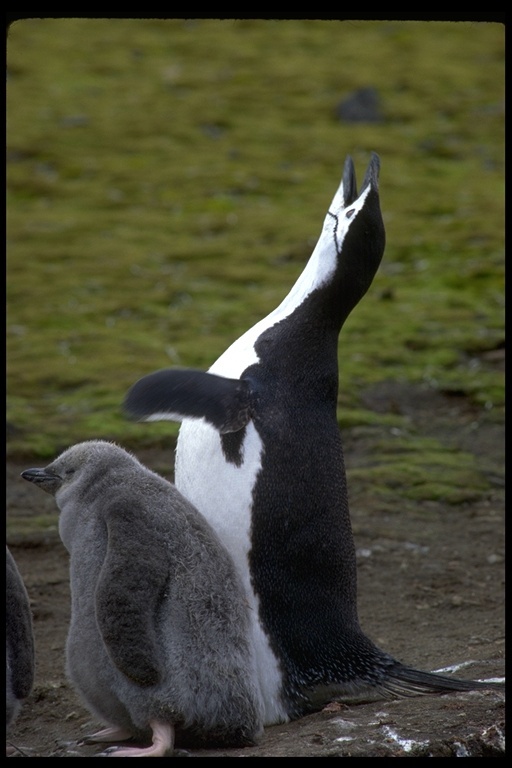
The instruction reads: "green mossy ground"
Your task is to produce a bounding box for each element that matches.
[7,19,504,508]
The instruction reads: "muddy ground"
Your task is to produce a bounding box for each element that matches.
[6,382,505,757]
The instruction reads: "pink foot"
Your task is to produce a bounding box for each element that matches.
[103,721,174,758]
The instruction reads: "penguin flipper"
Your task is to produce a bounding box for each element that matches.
[123,368,253,434]
[95,501,169,687]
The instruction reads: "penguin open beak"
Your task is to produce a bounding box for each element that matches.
[21,467,62,495]
[342,152,380,207]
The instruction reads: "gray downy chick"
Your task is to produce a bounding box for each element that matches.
[21,440,264,757]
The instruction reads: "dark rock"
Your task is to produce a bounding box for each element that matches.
[336,87,383,123]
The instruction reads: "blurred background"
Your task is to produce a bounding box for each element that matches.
[6,18,504,463]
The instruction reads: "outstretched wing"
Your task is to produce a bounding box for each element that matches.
[123,368,253,434]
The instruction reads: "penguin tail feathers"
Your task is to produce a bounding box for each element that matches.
[379,663,505,699]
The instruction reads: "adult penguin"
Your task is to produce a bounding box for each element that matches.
[124,154,503,724]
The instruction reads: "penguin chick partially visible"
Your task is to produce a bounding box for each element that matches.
[21,440,264,757]
[6,546,35,755]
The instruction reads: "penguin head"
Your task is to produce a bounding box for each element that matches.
[21,440,128,497]
[306,152,385,325]
[325,152,383,250]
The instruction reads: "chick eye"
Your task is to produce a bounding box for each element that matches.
[65,469,75,476]
[346,209,355,218]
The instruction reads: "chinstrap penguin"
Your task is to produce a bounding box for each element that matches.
[21,440,264,757]
[124,154,504,724]
[6,546,35,755]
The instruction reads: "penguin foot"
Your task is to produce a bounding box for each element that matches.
[99,721,174,757]
[79,725,134,745]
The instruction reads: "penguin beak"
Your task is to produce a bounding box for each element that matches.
[21,467,62,495]
[342,152,380,207]
[342,156,358,207]
[360,152,380,195]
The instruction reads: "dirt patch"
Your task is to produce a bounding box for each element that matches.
[6,383,505,757]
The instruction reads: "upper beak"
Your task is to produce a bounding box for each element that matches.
[21,467,62,494]
[343,152,380,207]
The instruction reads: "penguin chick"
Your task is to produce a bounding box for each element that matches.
[21,440,264,757]
[6,546,35,753]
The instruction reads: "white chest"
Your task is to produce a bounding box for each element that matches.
[175,418,288,725]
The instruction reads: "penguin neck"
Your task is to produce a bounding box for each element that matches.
[267,222,381,338]
[212,250,361,381]
[269,254,363,340]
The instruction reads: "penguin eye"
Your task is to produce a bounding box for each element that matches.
[346,209,355,218]
[65,469,75,476]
